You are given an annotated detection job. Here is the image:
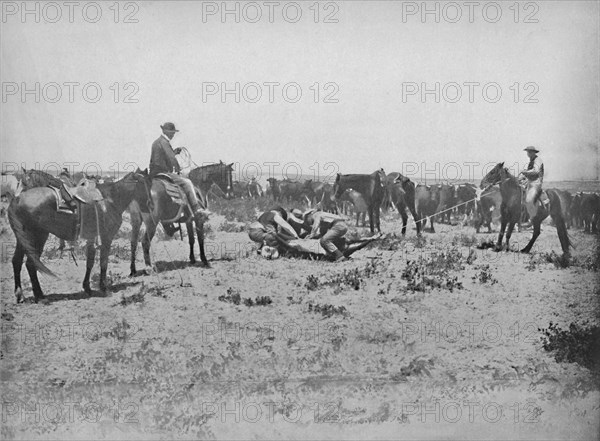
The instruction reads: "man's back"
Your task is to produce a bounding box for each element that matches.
[150,135,179,177]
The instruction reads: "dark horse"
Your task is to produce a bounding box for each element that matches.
[188,161,234,199]
[128,162,233,276]
[480,163,572,256]
[332,171,384,234]
[8,170,150,303]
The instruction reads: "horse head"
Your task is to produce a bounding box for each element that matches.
[480,162,505,189]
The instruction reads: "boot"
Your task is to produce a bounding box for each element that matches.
[333,250,348,262]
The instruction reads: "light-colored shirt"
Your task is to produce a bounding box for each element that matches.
[522,156,544,184]
[307,211,342,238]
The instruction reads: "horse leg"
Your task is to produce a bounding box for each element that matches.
[142,220,157,274]
[355,213,359,227]
[98,240,111,293]
[195,220,210,267]
[409,204,421,236]
[26,232,49,302]
[400,209,408,236]
[129,211,141,276]
[429,215,435,233]
[505,221,516,252]
[187,222,196,264]
[368,207,375,234]
[12,242,26,303]
[83,240,96,294]
[521,219,541,253]
[496,219,507,251]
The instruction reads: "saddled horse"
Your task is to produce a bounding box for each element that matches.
[332,171,384,234]
[128,174,213,276]
[8,170,150,303]
[480,162,572,255]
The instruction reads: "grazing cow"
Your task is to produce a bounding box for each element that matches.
[436,183,456,224]
[332,171,384,234]
[340,189,368,226]
[454,183,477,225]
[415,184,440,232]
[474,185,502,233]
[580,192,600,233]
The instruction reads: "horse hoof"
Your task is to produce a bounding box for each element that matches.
[143,265,155,275]
[15,288,23,304]
[200,262,211,268]
[520,249,529,254]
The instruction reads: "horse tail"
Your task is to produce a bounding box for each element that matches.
[7,200,56,277]
[547,190,573,254]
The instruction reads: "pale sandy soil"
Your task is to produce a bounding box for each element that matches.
[0,201,598,440]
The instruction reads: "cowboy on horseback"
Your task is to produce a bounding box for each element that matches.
[149,122,209,221]
[519,146,548,219]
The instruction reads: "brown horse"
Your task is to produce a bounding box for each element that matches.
[8,170,150,303]
[480,163,572,255]
[332,171,384,234]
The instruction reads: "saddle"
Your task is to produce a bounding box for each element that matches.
[154,173,197,227]
[50,179,103,214]
[49,179,105,245]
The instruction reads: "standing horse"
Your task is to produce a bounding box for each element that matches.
[480,163,572,255]
[8,170,150,303]
[188,161,234,199]
[128,177,211,276]
[332,171,384,234]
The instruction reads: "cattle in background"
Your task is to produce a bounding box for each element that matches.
[570,193,582,228]
[332,171,384,233]
[232,181,249,198]
[436,183,456,224]
[248,179,263,198]
[316,183,339,213]
[415,184,440,232]
[302,180,329,206]
[549,189,573,229]
[454,183,478,225]
[579,192,600,233]
[266,178,280,201]
[340,188,368,227]
[474,185,502,233]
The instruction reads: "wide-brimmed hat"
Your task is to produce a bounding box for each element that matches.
[523,146,539,153]
[160,122,179,132]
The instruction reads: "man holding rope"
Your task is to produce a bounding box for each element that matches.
[149,122,209,221]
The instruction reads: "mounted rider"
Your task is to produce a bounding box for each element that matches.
[149,122,209,222]
[518,146,548,218]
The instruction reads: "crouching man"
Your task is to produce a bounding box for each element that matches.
[303,209,349,262]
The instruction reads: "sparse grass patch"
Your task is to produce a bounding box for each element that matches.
[307,302,349,318]
[401,248,466,292]
[218,220,245,233]
[540,322,600,372]
[452,233,477,248]
[472,264,498,285]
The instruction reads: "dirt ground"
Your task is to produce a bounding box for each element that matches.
[0,199,598,440]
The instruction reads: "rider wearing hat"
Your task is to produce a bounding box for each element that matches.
[149,122,209,221]
[519,146,546,218]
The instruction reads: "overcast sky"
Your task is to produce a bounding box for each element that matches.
[1,1,598,182]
